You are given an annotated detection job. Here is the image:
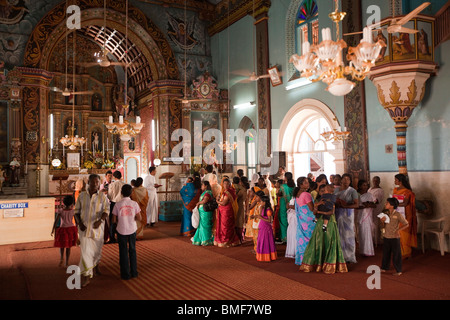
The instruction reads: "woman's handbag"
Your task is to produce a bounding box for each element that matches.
[203,198,218,212]
[192,207,200,228]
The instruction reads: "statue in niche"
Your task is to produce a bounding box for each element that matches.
[65,119,77,137]
[128,137,135,151]
[113,83,127,118]
[91,93,102,111]
[92,131,101,153]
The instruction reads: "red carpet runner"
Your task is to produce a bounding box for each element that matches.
[101,242,253,300]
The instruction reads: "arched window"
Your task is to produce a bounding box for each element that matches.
[295,0,319,55]
[294,115,336,179]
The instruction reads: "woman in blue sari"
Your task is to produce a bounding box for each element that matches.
[180,175,202,237]
[294,177,316,266]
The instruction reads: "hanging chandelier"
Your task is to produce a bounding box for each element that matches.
[290,0,386,96]
[104,0,143,142]
[105,115,144,142]
[60,24,86,151]
[219,138,238,154]
[321,126,350,142]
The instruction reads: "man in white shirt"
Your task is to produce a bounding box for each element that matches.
[144,166,161,226]
[107,170,125,243]
[99,170,113,193]
[74,174,109,288]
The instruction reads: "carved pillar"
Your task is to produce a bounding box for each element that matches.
[341,0,370,185]
[253,1,272,154]
[370,64,437,175]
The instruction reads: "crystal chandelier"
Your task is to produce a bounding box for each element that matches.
[60,131,87,150]
[321,126,350,142]
[60,28,86,151]
[290,0,386,96]
[105,115,144,142]
[219,139,238,154]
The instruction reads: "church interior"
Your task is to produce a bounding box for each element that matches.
[0,0,450,302]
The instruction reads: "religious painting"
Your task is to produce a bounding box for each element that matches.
[190,111,220,155]
[392,21,416,62]
[64,83,75,105]
[268,66,282,87]
[417,20,434,61]
[167,12,198,50]
[374,25,390,65]
[91,93,102,111]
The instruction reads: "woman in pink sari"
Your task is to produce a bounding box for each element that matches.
[214,178,240,248]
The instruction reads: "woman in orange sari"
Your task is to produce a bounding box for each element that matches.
[130,177,148,240]
[214,178,240,247]
[392,174,417,259]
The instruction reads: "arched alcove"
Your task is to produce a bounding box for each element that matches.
[279,99,345,178]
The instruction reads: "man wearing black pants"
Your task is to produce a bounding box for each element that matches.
[380,198,409,276]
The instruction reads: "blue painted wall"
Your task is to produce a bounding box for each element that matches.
[211,0,450,173]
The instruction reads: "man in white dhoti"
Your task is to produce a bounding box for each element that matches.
[74,174,109,287]
[144,166,161,226]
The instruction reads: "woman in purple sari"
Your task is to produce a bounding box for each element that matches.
[254,192,277,262]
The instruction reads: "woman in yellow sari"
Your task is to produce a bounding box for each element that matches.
[392,174,417,259]
[130,177,148,240]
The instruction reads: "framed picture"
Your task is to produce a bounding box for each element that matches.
[67,153,80,168]
[268,66,282,87]
[416,19,434,62]
[392,21,416,62]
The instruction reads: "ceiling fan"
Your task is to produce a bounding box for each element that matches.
[50,0,93,97]
[78,0,130,69]
[344,2,430,37]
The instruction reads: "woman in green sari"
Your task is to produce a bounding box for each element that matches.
[277,172,296,243]
[299,188,348,274]
[192,181,215,246]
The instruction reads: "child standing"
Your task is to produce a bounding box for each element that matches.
[112,184,141,280]
[52,195,78,267]
[380,198,409,276]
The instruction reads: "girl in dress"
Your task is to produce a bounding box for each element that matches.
[52,195,78,267]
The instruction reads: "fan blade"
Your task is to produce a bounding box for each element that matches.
[396,2,430,26]
[397,26,419,34]
[110,62,128,67]
[49,87,63,93]
[72,91,94,95]
[258,74,271,79]
[78,62,101,68]
[231,69,252,77]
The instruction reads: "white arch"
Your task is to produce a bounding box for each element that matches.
[278,99,345,174]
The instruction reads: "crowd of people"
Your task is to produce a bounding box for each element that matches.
[179,165,418,276]
[52,166,162,287]
[51,164,418,288]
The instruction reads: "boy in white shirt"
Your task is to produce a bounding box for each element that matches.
[112,184,141,280]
